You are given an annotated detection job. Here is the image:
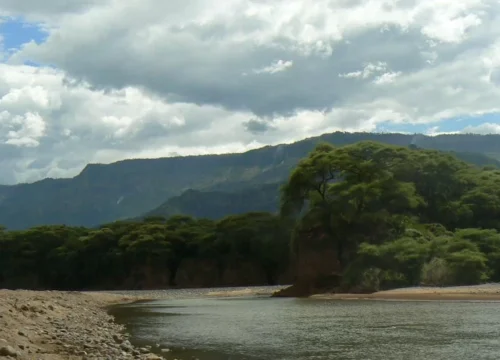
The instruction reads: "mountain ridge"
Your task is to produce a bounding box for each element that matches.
[1,131,500,230]
[5,132,500,187]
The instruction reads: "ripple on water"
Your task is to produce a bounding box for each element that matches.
[109,287,500,360]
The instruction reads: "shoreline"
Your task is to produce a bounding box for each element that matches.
[311,285,500,301]
[2,285,500,359]
[0,289,164,360]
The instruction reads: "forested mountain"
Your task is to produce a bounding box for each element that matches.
[1,132,500,230]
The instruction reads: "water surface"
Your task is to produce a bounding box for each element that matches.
[110,287,500,360]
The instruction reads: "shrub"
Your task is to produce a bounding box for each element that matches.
[421,258,452,286]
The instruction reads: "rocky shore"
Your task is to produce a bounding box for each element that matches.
[0,290,166,360]
[4,284,498,359]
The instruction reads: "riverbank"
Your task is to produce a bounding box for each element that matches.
[0,290,167,360]
[311,284,500,301]
[2,285,500,360]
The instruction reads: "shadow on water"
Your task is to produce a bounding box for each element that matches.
[110,296,262,360]
[111,314,255,359]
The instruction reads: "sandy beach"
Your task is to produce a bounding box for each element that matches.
[311,284,500,301]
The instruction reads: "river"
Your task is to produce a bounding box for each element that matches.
[109,286,500,360]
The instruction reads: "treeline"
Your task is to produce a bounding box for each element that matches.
[2,140,500,292]
[0,213,291,290]
[281,141,500,293]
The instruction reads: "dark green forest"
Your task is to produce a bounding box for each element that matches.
[2,140,500,292]
[0,213,291,290]
[281,141,500,293]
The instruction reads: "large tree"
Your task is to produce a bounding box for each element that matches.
[281,141,422,268]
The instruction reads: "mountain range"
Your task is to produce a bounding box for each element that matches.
[1,132,500,230]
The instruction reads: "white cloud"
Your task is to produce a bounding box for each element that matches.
[373,71,402,85]
[340,62,402,84]
[339,62,388,79]
[461,122,500,134]
[0,0,500,183]
[1,112,46,147]
[0,63,393,184]
[252,60,293,74]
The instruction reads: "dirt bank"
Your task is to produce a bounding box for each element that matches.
[311,284,500,301]
[0,290,167,360]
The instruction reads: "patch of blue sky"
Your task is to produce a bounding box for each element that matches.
[437,113,500,133]
[376,112,500,134]
[0,16,48,63]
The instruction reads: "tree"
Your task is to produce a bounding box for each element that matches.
[281,141,421,268]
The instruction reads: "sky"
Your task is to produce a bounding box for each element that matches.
[1,0,500,185]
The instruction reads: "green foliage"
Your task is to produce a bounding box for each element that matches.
[0,213,290,290]
[446,249,489,285]
[281,141,422,267]
[281,139,500,291]
[420,258,452,286]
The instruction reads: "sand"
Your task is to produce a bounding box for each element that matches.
[311,284,500,301]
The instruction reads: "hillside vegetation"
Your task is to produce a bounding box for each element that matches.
[0,213,290,290]
[142,183,280,220]
[2,140,500,293]
[0,132,500,230]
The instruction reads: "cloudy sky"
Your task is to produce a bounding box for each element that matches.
[1,0,500,184]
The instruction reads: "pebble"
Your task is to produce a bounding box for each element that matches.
[0,345,20,357]
[143,354,163,360]
[0,292,167,360]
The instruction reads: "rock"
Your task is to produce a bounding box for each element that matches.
[143,354,163,360]
[121,342,133,352]
[0,345,20,357]
[0,291,151,360]
[113,333,124,344]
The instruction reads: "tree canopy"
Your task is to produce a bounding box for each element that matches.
[280,141,500,292]
[0,213,290,290]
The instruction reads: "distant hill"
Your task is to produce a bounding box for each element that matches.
[142,183,281,220]
[1,132,500,229]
